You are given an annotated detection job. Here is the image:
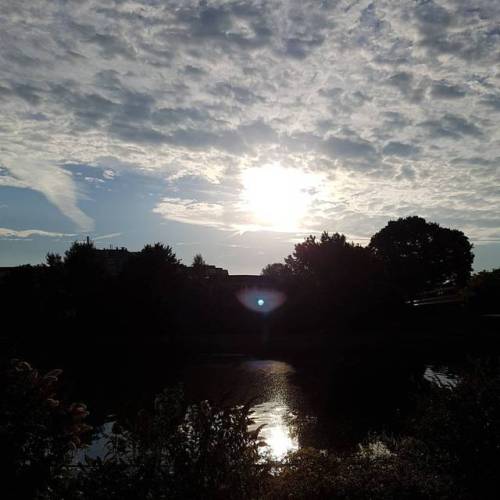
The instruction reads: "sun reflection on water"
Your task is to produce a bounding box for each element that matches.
[250,401,299,459]
[243,360,300,460]
[252,401,299,460]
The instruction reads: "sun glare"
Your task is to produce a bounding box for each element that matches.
[241,164,318,232]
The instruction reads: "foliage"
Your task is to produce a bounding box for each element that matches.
[464,268,500,313]
[118,242,183,334]
[412,359,500,499]
[264,231,392,329]
[192,253,207,268]
[45,252,62,268]
[285,232,352,277]
[1,359,268,499]
[0,359,91,499]
[136,242,180,268]
[72,390,267,499]
[264,439,454,499]
[63,240,101,273]
[285,231,383,294]
[261,262,290,282]
[369,216,473,295]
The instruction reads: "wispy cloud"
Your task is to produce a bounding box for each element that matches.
[93,232,122,241]
[2,158,94,232]
[153,198,226,229]
[0,227,76,239]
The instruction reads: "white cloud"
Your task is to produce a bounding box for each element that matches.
[93,232,122,241]
[0,227,75,239]
[153,197,226,229]
[2,158,94,232]
[102,169,116,180]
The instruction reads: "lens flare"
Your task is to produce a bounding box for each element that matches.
[237,288,286,313]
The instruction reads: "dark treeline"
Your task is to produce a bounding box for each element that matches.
[2,215,498,344]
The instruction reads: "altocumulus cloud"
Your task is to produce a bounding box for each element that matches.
[0,0,499,250]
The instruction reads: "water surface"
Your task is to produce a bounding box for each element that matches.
[79,354,458,461]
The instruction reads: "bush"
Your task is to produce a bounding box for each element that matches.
[413,359,500,499]
[72,389,268,499]
[264,439,454,499]
[0,359,91,499]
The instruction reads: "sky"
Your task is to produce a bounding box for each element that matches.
[1,0,499,274]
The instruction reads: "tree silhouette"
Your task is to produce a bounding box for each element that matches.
[60,240,112,330]
[119,243,182,336]
[136,242,180,268]
[45,252,62,268]
[275,232,387,328]
[285,232,354,278]
[466,268,500,313]
[369,216,473,296]
[261,263,290,285]
[192,253,206,268]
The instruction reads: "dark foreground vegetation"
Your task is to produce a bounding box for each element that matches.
[2,357,500,499]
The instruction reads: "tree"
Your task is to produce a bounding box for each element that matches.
[284,232,380,288]
[60,240,112,330]
[261,263,290,283]
[137,242,180,268]
[119,243,182,335]
[369,216,473,296]
[46,252,63,268]
[285,232,353,278]
[465,268,500,313]
[192,253,206,268]
[63,239,101,271]
[280,232,386,327]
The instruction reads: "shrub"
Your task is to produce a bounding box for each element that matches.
[0,359,91,499]
[413,359,500,499]
[71,389,268,499]
[264,438,454,500]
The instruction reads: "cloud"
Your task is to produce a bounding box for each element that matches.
[102,169,116,180]
[396,165,417,182]
[2,159,94,232]
[153,197,226,229]
[431,82,466,100]
[383,142,420,157]
[480,94,500,111]
[412,0,500,61]
[93,232,122,241]
[109,122,166,144]
[322,135,378,161]
[418,114,483,140]
[0,228,76,239]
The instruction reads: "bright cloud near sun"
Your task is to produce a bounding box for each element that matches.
[240,164,325,233]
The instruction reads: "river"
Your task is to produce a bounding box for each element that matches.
[74,353,458,461]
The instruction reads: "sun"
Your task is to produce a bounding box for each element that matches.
[240,164,318,232]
